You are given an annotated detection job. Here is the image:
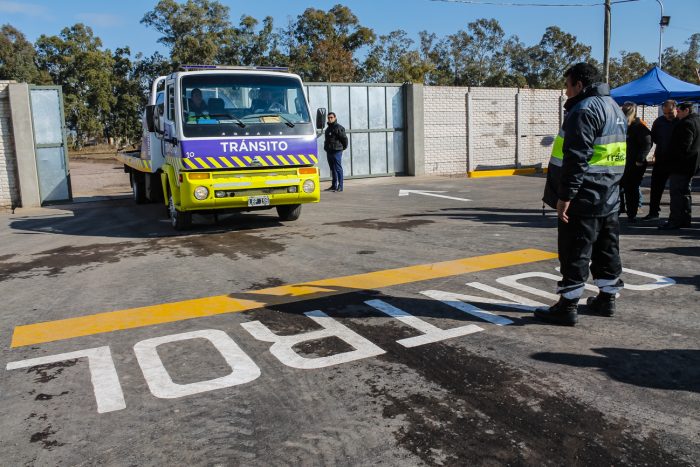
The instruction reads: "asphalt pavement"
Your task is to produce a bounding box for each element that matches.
[0,160,698,466]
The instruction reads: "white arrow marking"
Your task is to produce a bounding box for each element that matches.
[398,190,471,202]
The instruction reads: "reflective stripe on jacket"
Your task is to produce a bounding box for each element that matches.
[543,83,627,217]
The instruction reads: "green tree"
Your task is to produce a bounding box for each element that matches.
[513,26,593,89]
[35,24,115,148]
[448,19,507,86]
[419,31,453,85]
[609,51,651,88]
[106,47,143,147]
[361,30,433,83]
[132,51,172,97]
[283,5,375,81]
[217,15,277,66]
[141,0,233,67]
[0,24,49,83]
[662,34,700,84]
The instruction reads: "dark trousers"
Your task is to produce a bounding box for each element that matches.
[621,163,646,219]
[647,164,671,217]
[557,212,622,297]
[668,173,693,226]
[326,150,343,190]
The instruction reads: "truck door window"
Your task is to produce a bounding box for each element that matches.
[167,85,175,121]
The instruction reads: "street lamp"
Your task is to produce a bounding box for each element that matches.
[656,0,670,69]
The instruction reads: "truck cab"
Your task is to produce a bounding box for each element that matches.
[119,65,325,230]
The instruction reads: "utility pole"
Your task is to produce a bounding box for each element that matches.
[656,0,670,70]
[603,0,611,83]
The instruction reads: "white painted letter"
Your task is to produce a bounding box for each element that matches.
[241,311,385,369]
[496,272,599,305]
[420,290,515,325]
[133,329,260,399]
[619,267,675,290]
[6,346,125,414]
[364,299,483,348]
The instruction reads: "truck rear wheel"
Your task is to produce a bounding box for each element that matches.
[276,204,302,221]
[131,172,146,204]
[169,194,192,230]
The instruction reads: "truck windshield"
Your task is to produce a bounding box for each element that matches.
[181,74,311,137]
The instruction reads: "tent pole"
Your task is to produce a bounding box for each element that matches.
[656,0,664,69]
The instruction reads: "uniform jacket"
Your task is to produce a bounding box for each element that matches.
[669,112,700,175]
[324,122,348,152]
[650,115,677,166]
[543,83,627,217]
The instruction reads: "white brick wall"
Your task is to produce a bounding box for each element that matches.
[0,81,20,211]
[422,86,662,175]
[469,87,519,170]
[424,86,469,175]
[424,86,566,174]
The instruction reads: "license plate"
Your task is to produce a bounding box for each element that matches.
[247,195,270,207]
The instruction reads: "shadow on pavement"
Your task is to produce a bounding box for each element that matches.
[8,198,286,239]
[531,347,700,393]
[401,207,554,229]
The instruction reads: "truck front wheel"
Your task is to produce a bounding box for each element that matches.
[169,194,192,230]
[276,204,302,221]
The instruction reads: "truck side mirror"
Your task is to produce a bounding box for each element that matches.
[145,105,156,133]
[316,108,327,130]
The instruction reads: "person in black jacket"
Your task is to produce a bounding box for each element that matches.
[323,112,348,192]
[620,102,652,223]
[643,100,677,221]
[659,102,700,229]
[536,63,626,326]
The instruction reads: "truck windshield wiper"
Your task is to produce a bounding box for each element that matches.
[254,113,296,128]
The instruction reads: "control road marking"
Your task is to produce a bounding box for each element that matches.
[10,249,557,348]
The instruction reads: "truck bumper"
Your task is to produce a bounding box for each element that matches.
[175,167,321,212]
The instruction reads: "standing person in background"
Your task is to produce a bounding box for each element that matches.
[323,112,348,192]
[659,102,700,230]
[536,63,626,326]
[620,101,652,223]
[643,100,677,221]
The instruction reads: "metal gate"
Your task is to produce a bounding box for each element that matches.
[305,83,406,180]
[29,86,70,204]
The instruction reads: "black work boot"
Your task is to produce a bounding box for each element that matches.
[534,296,578,326]
[586,292,616,317]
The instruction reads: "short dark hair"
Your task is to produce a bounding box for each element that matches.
[564,63,602,88]
[677,102,694,112]
[328,112,336,118]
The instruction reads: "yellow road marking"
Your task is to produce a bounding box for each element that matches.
[10,249,556,348]
[468,168,539,178]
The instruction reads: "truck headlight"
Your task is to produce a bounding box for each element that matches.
[302,180,315,193]
[194,186,209,200]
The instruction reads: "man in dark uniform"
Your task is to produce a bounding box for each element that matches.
[188,88,208,115]
[323,112,348,192]
[659,102,700,229]
[536,63,627,326]
[643,100,677,221]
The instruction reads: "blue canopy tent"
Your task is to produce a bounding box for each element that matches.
[611,67,700,105]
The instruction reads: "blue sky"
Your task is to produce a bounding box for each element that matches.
[1,0,698,64]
